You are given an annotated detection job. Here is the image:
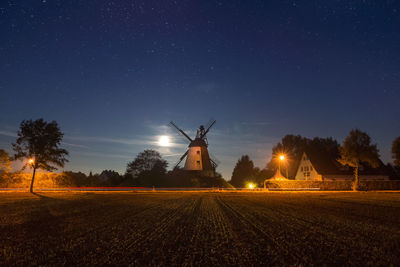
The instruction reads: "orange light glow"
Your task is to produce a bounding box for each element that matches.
[28,158,35,164]
[279,155,285,161]
[247,183,255,189]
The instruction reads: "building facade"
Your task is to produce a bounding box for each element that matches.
[295,153,323,180]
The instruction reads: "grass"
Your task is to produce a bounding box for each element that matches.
[0,191,399,265]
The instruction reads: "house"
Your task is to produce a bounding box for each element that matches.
[295,151,389,181]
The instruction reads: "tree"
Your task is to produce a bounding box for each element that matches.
[126,150,168,186]
[126,150,167,177]
[338,129,380,191]
[62,171,89,187]
[230,155,256,188]
[0,149,12,173]
[392,136,400,167]
[267,135,339,178]
[12,119,69,192]
[99,170,123,186]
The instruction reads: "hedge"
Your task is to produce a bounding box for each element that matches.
[358,180,400,191]
[264,180,400,191]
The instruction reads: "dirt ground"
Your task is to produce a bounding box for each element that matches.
[0,191,399,266]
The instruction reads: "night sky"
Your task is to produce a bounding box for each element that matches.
[1,1,399,179]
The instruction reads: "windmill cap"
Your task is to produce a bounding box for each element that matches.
[189,138,207,147]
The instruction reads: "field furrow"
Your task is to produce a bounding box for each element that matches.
[0,191,399,265]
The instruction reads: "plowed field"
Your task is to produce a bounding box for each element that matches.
[1,191,399,265]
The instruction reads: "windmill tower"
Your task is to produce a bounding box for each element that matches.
[169,120,218,176]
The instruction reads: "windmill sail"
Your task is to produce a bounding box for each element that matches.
[174,149,188,169]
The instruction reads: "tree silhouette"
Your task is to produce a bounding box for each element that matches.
[126,150,168,186]
[12,119,69,192]
[338,129,380,191]
[230,155,255,188]
[99,170,123,186]
[392,136,400,167]
[0,149,12,173]
[126,150,167,176]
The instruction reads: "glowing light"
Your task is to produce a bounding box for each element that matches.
[28,158,35,164]
[159,136,170,147]
[279,155,285,161]
[247,183,255,189]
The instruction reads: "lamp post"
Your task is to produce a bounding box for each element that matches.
[28,158,36,193]
[278,154,285,176]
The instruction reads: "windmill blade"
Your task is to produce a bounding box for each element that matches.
[209,153,220,168]
[210,158,218,168]
[201,119,216,139]
[205,118,216,130]
[174,150,189,169]
[169,121,193,142]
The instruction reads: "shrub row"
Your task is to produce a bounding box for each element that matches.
[358,180,400,191]
[264,180,352,190]
[264,180,400,191]
[0,172,64,188]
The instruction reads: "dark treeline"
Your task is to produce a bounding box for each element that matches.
[43,170,232,189]
[0,149,232,188]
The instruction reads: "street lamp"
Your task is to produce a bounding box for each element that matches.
[28,158,35,165]
[278,154,287,178]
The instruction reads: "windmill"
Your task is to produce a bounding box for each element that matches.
[169,119,218,176]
